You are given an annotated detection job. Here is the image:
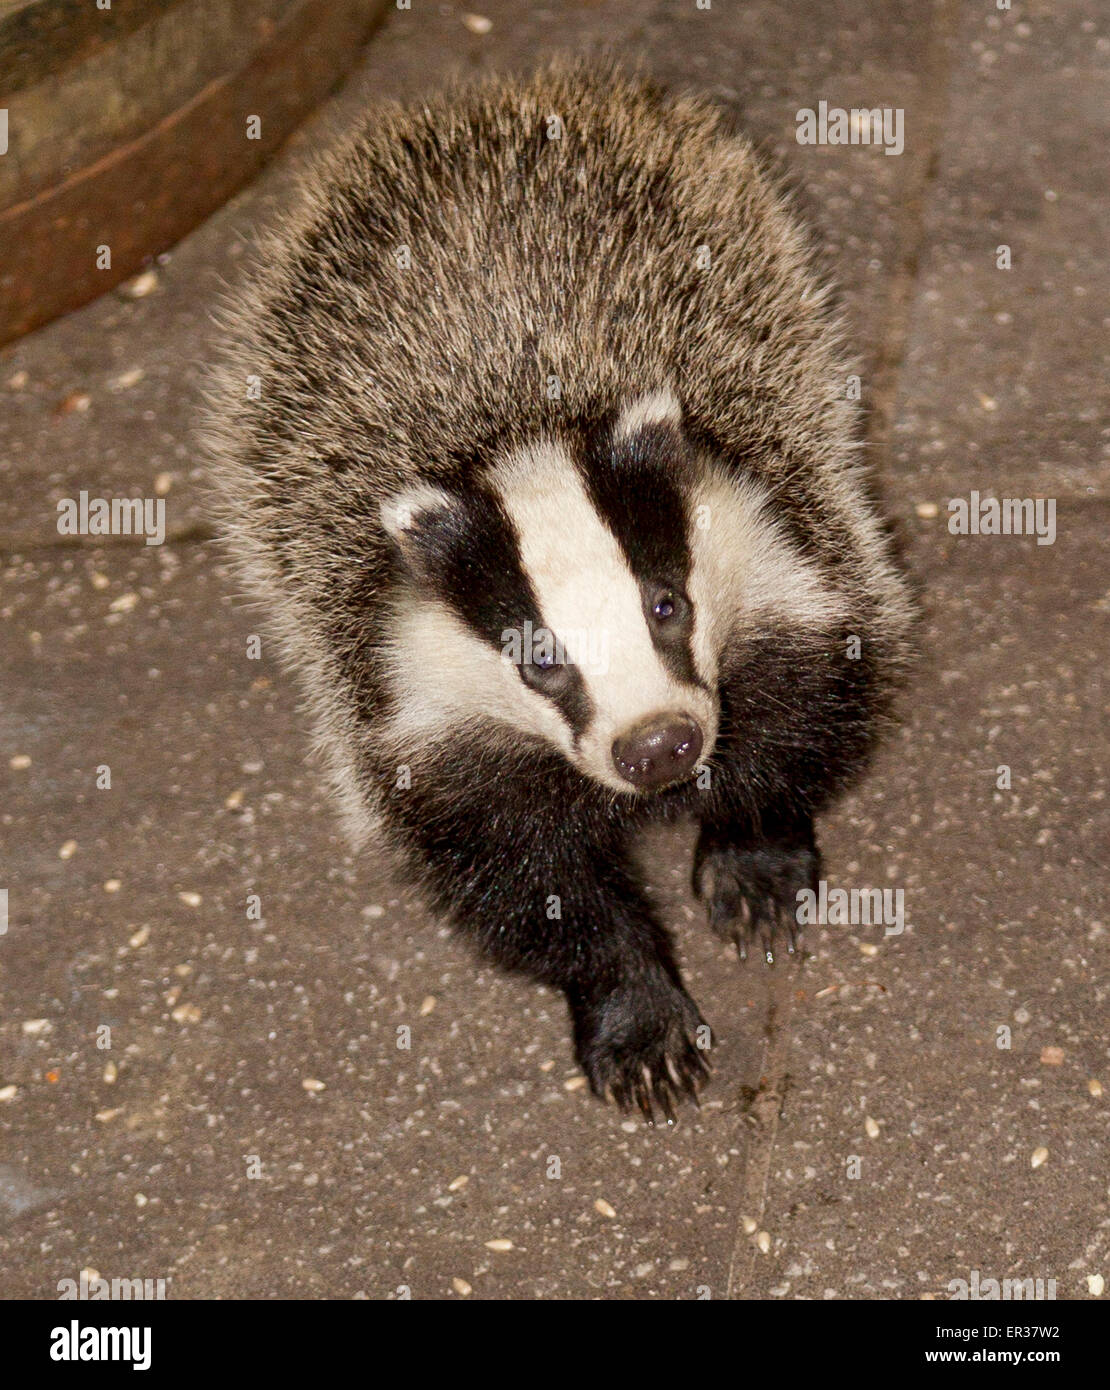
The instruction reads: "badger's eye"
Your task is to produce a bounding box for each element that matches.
[653,591,677,621]
[648,587,689,628]
[519,631,571,693]
[521,660,569,694]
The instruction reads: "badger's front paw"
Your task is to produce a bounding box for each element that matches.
[692,820,819,965]
[568,976,711,1124]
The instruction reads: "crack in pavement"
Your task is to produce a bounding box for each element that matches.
[866,0,963,455]
[726,963,797,1299]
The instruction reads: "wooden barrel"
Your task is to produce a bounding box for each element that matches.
[0,0,389,345]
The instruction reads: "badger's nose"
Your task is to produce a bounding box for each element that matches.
[612,715,703,791]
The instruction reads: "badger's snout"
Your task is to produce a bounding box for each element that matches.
[612,714,703,791]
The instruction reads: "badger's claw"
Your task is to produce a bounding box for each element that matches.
[694,822,818,967]
[570,977,711,1124]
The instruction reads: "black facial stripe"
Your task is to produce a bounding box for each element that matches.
[547,665,593,741]
[424,484,595,738]
[419,484,539,642]
[646,600,703,688]
[580,416,692,580]
[578,412,704,690]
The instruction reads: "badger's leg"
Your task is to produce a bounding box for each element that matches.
[692,811,820,965]
[385,763,709,1121]
[561,852,711,1121]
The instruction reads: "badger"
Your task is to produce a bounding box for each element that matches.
[205,62,916,1122]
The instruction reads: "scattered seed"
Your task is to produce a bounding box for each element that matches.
[976,392,998,412]
[224,788,245,810]
[915,501,939,519]
[1088,1079,1103,1097]
[129,926,150,948]
[1031,1146,1049,1169]
[59,840,77,860]
[135,1193,148,1207]
[563,1076,587,1092]
[669,1258,689,1272]
[108,592,138,613]
[173,964,192,977]
[485,1238,513,1252]
[80,1268,100,1283]
[103,1061,118,1084]
[419,995,436,1016]
[95,1108,123,1122]
[634,1262,653,1278]
[7,370,28,389]
[462,13,492,33]
[55,390,91,415]
[741,1215,758,1235]
[865,1115,881,1139]
[90,572,110,590]
[859,942,879,957]
[104,879,122,894]
[539,1059,555,1072]
[451,1277,472,1296]
[1087,1273,1104,1296]
[171,1004,201,1024]
[302,1078,326,1092]
[9,754,31,770]
[21,1019,51,1036]
[362,904,385,919]
[447,1175,469,1192]
[153,471,173,496]
[594,1198,617,1219]
[0,1085,18,1102]
[108,367,145,391]
[756,1231,772,1254]
[119,269,159,299]
[1040,1045,1065,1065]
[177,891,202,907]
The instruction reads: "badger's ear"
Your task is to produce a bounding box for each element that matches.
[379,484,462,581]
[612,386,683,443]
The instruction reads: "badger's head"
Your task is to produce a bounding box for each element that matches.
[378,389,844,797]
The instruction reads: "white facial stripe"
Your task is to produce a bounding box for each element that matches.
[688,467,849,678]
[614,386,682,441]
[380,595,571,753]
[491,442,717,789]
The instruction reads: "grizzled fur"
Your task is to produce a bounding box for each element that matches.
[205,62,916,1121]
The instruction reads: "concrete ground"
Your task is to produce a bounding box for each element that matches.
[1,0,1106,1300]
